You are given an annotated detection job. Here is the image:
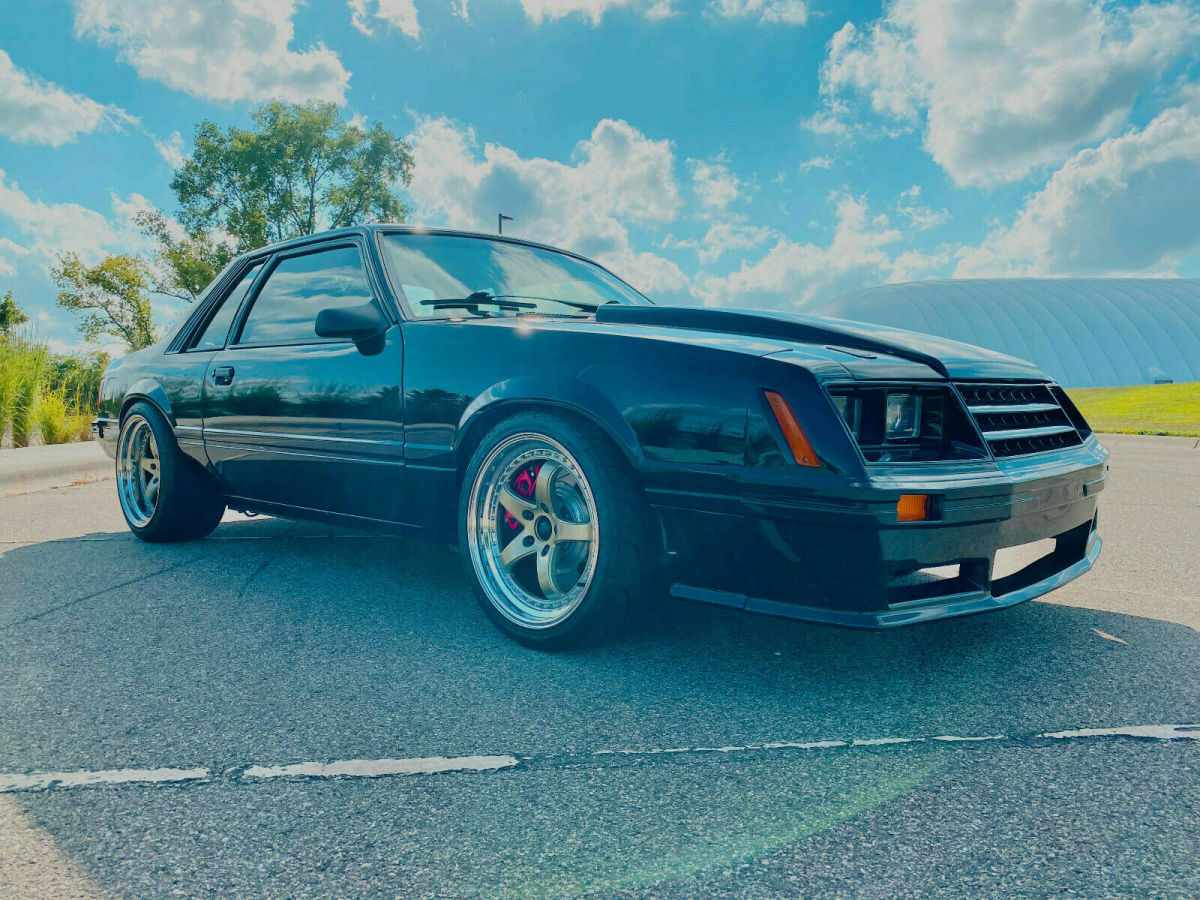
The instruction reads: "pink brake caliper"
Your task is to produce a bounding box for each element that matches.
[505,462,541,530]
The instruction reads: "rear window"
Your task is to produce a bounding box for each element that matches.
[190,262,262,351]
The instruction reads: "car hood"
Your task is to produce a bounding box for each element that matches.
[594,305,1046,382]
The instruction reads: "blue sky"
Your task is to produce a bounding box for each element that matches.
[2,0,1199,353]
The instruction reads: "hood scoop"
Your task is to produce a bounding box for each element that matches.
[597,304,952,377]
[596,304,1047,381]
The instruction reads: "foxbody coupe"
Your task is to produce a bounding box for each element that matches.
[94,226,1106,647]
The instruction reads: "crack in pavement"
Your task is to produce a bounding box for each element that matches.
[234,521,300,601]
[2,723,1197,794]
[0,554,210,630]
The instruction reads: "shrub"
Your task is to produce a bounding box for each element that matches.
[34,390,83,445]
[0,333,104,448]
[9,339,47,448]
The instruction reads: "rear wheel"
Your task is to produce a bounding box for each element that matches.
[460,412,652,648]
[116,402,225,542]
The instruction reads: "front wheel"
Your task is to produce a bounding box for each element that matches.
[116,402,226,542]
[459,412,652,648]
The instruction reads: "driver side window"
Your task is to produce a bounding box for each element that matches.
[234,245,376,347]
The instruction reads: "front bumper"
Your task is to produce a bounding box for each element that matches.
[661,437,1108,628]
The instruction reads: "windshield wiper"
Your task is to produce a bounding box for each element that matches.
[421,291,600,315]
[420,291,537,314]
[490,294,600,312]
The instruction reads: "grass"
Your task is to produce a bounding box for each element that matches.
[0,333,106,448]
[1067,382,1200,437]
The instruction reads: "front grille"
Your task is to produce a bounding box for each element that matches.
[955,383,1082,458]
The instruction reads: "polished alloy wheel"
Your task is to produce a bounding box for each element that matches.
[466,433,599,629]
[116,415,161,528]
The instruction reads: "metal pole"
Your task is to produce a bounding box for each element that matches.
[498,214,513,235]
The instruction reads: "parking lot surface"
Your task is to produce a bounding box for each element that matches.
[1,434,1197,898]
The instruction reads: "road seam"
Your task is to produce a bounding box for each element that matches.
[2,724,1196,794]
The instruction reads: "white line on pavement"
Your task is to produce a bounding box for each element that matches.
[2,724,1197,794]
[0,767,209,792]
[1038,724,1200,740]
[242,755,519,780]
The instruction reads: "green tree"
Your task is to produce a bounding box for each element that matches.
[53,253,157,350]
[141,101,412,304]
[171,100,413,252]
[0,290,29,335]
[135,208,235,304]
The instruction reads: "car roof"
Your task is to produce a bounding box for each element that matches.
[228,224,650,304]
[235,224,600,267]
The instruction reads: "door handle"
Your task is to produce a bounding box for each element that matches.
[211,365,235,386]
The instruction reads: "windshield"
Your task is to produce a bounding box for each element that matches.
[377,232,650,319]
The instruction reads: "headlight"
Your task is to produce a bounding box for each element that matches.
[825,384,989,463]
[888,393,921,441]
[885,393,922,439]
[831,393,859,431]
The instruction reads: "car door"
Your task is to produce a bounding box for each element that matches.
[201,240,407,523]
[144,259,267,467]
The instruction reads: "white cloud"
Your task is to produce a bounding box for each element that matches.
[799,156,832,172]
[958,100,1200,277]
[72,0,350,104]
[153,130,185,168]
[0,237,32,276]
[515,0,807,24]
[516,0,675,24]
[670,221,775,265]
[696,193,947,308]
[895,185,948,231]
[688,156,744,209]
[0,169,150,264]
[349,0,421,39]
[406,115,691,298]
[707,0,807,25]
[817,0,1200,186]
[0,50,135,147]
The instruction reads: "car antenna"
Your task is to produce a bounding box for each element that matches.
[498,213,513,235]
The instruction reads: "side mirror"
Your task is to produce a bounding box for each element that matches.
[315,303,386,344]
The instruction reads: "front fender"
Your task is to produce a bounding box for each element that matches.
[456,372,646,466]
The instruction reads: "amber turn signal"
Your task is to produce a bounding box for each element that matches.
[764,390,820,467]
[896,493,930,522]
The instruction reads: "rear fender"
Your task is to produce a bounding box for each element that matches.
[122,379,174,425]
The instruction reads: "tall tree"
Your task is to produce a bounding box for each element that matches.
[0,290,28,335]
[171,100,414,252]
[53,254,156,350]
[135,209,235,304]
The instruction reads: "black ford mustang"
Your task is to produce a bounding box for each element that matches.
[93,225,1107,647]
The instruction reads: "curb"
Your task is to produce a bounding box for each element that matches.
[0,443,113,497]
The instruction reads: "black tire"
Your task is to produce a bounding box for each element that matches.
[116,401,226,543]
[458,411,653,649]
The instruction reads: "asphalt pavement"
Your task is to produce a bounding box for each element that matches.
[0,434,1197,898]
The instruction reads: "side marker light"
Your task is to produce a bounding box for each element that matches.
[764,391,820,467]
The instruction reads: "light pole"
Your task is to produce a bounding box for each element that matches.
[498,213,513,235]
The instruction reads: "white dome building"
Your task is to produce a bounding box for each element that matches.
[810,279,1200,388]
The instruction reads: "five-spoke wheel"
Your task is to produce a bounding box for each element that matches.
[115,402,226,542]
[460,412,651,648]
[467,434,599,629]
[116,413,162,528]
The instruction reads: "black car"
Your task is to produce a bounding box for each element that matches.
[93,225,1107,647]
